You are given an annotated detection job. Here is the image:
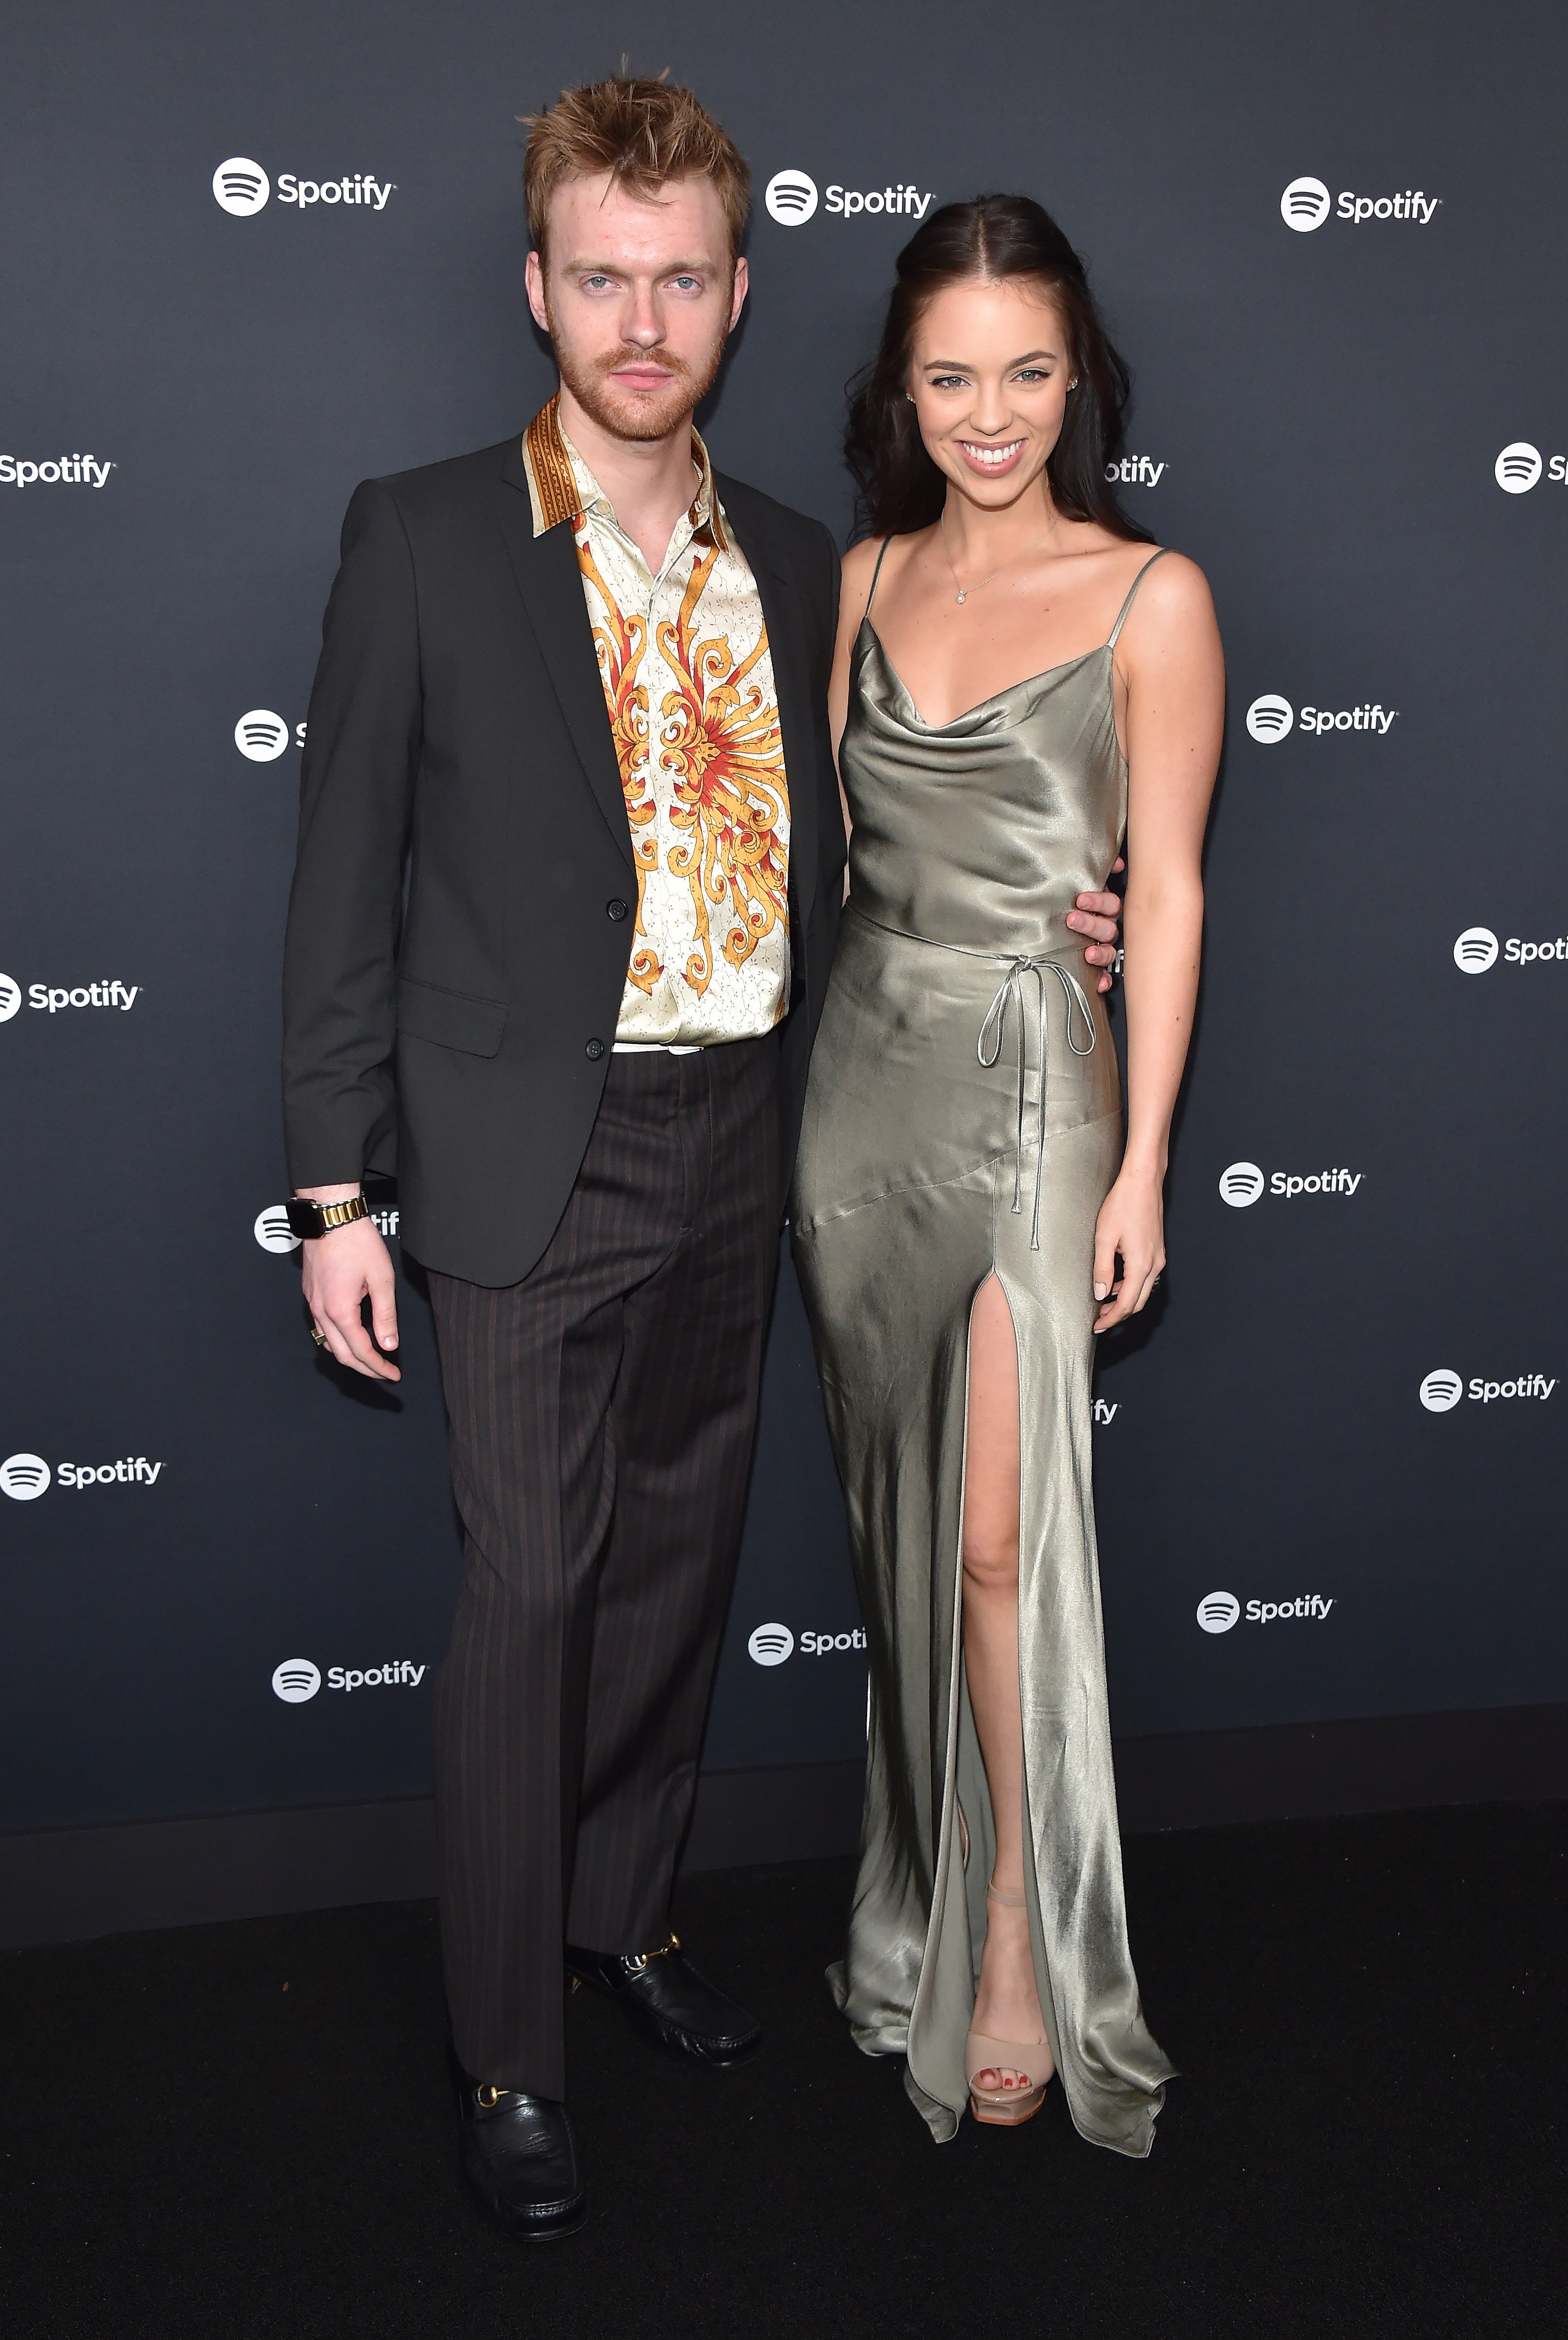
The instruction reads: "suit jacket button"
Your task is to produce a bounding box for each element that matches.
[585,1037,605,1061]
[607,898,629,922]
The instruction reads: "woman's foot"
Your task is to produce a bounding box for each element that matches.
[968,1881,1054,2106]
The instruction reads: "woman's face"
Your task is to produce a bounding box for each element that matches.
[906,276,1073,509]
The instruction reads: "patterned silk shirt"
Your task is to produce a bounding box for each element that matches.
[521,396,792,1047]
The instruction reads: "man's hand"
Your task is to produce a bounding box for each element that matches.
[297,1185,400,1381]
[1067,855,1126,994]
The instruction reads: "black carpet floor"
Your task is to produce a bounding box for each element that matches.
[3,1803,1564,2339]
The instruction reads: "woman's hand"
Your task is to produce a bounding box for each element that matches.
[1092,1167,1165,1332]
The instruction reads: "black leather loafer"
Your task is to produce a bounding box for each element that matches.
[453,2064,587,2241]
[564,1931,762,2068]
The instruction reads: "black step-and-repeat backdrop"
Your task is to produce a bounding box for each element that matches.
[3,0,1565,1845]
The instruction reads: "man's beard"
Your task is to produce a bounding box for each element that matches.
[549,310,728,443]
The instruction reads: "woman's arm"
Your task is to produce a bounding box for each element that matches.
[1092,552,1224,1332]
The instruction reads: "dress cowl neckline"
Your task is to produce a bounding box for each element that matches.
[861,617,1112,736]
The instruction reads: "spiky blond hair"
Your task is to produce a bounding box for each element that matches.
[522,74,750,261]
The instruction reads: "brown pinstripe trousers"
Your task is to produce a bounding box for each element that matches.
[426,1031,784,2095]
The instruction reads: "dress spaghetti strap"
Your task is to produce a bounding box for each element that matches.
[1106,548,1170,649]
[863,534,894,619]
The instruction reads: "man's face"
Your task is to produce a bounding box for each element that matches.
[525,171,748,442]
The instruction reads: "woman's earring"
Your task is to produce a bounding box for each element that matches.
[1068,376,1079,390]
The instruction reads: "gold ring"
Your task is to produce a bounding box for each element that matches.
[311,1325,328,1348]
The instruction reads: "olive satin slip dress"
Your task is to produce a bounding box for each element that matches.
[791,543,1175,2153]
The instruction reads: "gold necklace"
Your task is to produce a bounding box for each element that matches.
[940,514,1052,605]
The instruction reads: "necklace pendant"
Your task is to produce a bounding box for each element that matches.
[956,587,968,604]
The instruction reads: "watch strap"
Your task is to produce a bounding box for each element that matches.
[285,1194,369,1240]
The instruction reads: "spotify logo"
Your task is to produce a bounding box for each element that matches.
[747,1622,795,1666]
[1,1453,52,1500]
[1453,927,1499,973]
[1218,1162,1265,1207]
[254,1205,301,1254]
[213,158,270,215]
[0,973,20,1022]
[1420,1368,1555,1409]
[235,710,290,761]
[1245,694,1294,743]
[765,170,818,226]
[1280,176,1331,231]
[1196,1591,1239,1634]
[272,1659,321,1703]
[1494,443,1542,494]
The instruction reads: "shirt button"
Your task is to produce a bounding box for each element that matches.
[607,898,629,922]
[584,1037,605,1061]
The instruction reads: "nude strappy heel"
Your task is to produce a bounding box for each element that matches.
[965,1883,1054,2127]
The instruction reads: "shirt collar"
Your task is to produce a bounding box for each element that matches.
[521,392,729,553]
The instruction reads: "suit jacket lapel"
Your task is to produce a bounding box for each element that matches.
[495,444,634,871]
[720,484,819,943]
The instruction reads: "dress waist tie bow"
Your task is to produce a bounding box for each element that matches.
[976,956,1097,1249]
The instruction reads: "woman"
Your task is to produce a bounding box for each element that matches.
[792,197,1223,2154]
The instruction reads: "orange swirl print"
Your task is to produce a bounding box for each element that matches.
[655,549,790,1000]
[578,534,662,993]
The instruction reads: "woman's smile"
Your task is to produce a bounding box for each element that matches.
[954,435,1027,476]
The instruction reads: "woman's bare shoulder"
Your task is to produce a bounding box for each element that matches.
[841,534,887,582]
[1117,547,1217,640]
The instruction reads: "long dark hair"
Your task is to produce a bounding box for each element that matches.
[845,194,1152,544]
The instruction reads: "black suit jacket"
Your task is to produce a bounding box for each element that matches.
[281,434,844,1286]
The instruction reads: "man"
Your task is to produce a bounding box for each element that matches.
[281,76,1123,2241]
